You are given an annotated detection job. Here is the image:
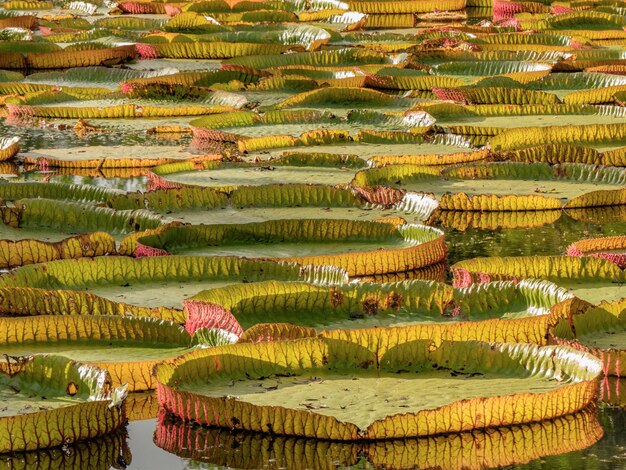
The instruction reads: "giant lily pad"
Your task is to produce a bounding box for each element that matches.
[24,66,179,91]
[353,162,626,211]
[0,183,164,242]
[431,61,552,82]
[0,355,126,452]
[0,181,117,203]
[503,143,626,167]
[2,198,165,236]
[223,48,392,70]
[158,141,473,187]
[427,103,626,137]
[184,278,577,345]
[157,164,358,187]
[567,235,626,269]
[184,107,451,144]
[22,145,209,170]
[0,315,198,391]
[489,123,626,152]
[134,219,447,277]
[0,256,347,322]
[0,231,115,269]
[155,335,601,439]
[108,183,439,225]
[7,102,236,119]
[1,45,137,70]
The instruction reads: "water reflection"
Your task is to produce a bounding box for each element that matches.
[0,429,130,470]
[124,392,160,423]
[0,121,191,153]
[531,403,626,470]
[601,377,626,409]
[433,209,563,231]
[567,206,626,225]
[154,407,605,470]
[442,211,626,265]
[0,162,19,177]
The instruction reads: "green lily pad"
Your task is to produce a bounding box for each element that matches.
[0,256,347,320]
[155,336,601,439]
[184,278,574,342]
[0,315,195,391]
[354,162,626,212]
[135,219,446,277]
[0,355,126,452]
[160,166,357,187]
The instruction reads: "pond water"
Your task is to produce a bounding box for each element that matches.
[0,121,192,151]
[443,213,626,264]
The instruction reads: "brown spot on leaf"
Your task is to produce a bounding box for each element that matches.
[329,287,344,307]
[66,382,79,396]
[385,292,403,311]
[362,297,379,316]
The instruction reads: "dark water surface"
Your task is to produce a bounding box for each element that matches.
[0,122,192,151]
[442,212,626,264]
